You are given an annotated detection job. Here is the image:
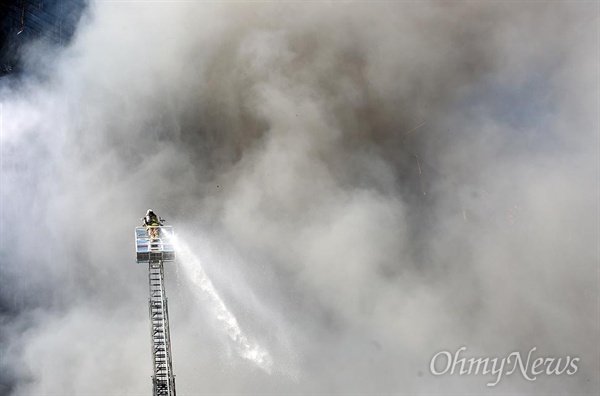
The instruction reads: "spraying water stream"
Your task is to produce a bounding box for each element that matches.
[174,237,274,373]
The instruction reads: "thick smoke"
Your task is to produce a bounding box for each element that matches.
[1,1,598,394]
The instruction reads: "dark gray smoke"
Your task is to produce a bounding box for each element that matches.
[1,2,598,394]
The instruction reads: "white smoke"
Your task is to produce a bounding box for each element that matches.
[0,1,597,395]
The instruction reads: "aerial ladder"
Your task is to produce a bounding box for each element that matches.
[135,225,177,396]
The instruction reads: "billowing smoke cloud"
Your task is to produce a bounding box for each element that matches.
[1,1,598,394]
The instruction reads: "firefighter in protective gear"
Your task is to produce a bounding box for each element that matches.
[142,209,163,239]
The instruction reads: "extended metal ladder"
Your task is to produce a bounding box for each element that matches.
[148,261,176,396]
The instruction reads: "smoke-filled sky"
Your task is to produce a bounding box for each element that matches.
[1,1,598,395]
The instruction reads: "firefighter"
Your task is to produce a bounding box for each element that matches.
[142,209,163,239]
